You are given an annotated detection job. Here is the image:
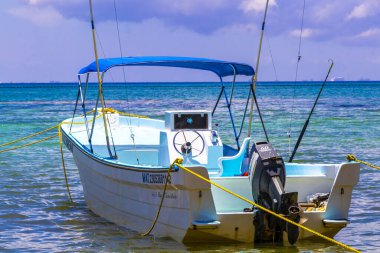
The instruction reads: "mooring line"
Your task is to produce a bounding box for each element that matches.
[140,163,175,236]
[0,124,58,148]
[57,123,74,204]
[0,134,58,154]
[347,154,380,171]
[0,108,146,152]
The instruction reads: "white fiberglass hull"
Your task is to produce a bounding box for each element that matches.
[66,138,360,243]
[68,137,253,242]
[61,114,360,243]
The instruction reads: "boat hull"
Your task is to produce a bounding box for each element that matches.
[67,133,252,242]
[62,128,360,244]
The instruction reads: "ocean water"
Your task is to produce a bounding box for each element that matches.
[0,81,380,252]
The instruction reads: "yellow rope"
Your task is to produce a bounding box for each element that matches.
[0,134,58,154]
[0,107,146,206]
[0,108,146,149]
[0,117,99,154]
[140,161,176,236]
[57,123,74,204]
[0,124,59,147]
[0,108,145,155]
[347,154,380,171]
[0,110,95,149]
[54,109,145,205]
[173,158,360,253]
[56,114,105,204]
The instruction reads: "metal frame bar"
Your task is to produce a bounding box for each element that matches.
[237,88,251,140]
[89,80,100,151]
[70,79,81,134]
[220,76,240,149]
[229,66,237,105]
[80,74,94,152]
[212,86,224,117]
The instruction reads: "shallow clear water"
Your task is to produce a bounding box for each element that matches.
[0,81,379,252]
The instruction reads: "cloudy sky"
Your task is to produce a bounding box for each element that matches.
[0,0,379,82]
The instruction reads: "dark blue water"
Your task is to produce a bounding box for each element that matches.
[0,81,379,252]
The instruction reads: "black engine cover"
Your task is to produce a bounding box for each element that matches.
[249,141,286,206]
[248,141,300,244]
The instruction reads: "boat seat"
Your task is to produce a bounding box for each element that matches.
[217,137,250,177]
[117,149,159,166]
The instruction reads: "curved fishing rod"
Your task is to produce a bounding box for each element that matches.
[288,59,334,162]
[247,0,270,142]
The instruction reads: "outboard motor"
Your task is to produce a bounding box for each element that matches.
[248,141,300,244]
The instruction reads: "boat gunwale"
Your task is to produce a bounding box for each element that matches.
[61,127,174,173]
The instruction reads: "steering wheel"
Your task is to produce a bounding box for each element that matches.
[173,130,205,157]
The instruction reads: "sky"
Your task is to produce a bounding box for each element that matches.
[0,0,379,82]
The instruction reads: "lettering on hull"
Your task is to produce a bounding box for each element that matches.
[152,191,177,199]
[142,173,169,184]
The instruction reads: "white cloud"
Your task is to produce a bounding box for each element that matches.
[8,6,63,26]
[355,28,380,38]
[26,0,82,5]
[239,0,277,13]
[9,0,380,46]
[216,23,259,34]
[346,1,380,20]
[312,2,342,23]
[289,28,315,38]
[163,0,226,15]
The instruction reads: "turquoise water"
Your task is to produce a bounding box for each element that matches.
[0,81,380,252]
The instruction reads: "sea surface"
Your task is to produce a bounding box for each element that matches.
[0,81,379,252]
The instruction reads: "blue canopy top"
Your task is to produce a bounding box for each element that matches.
[78,56,254,77]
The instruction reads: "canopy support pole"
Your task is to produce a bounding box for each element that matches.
[221,76,240,150]
[79,75,94,152]
[70,79,81,134]
[229,66,237,105]
[251,85,269,142]
[212,86,224,117]
[237,88,252,140]
[89,87,100,153]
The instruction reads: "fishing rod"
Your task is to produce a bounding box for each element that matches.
[288,0,306,157]
[247,0,270,142]
[88,0,114,158]
[288,59,334,162]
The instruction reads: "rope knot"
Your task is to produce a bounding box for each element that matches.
[173,158,183,165]
[170,158,183,171]
[102,107,117,114]
[346,154,357,162]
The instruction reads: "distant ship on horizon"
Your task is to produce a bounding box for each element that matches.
[330,76,345,82]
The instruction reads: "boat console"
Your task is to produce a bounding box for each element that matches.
[164,111,223,170]
[165,110,211,131]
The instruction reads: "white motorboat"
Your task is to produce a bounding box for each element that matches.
[61,56,360,244]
